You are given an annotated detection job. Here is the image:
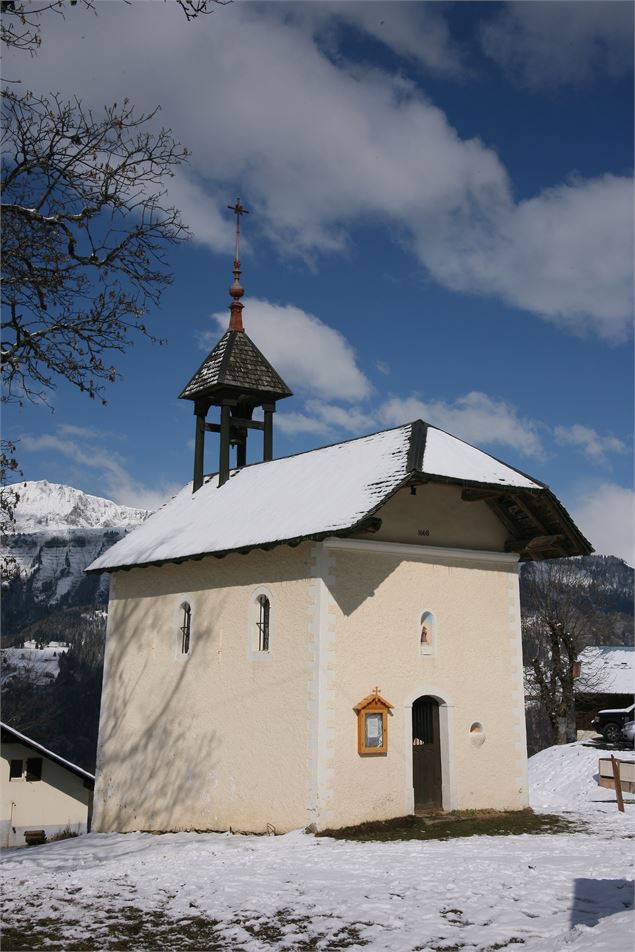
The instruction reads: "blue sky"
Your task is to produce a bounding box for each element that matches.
[4,1,634,563]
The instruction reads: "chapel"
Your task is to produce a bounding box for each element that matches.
[87,202,592,834]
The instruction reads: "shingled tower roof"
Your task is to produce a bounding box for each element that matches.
[178,198,292,490]
[179,329,292,402]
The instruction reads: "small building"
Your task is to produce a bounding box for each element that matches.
[1,722,94,847]
[86,202,591,833]
[576,646,634,730]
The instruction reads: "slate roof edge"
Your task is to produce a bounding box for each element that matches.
[178,330,229,401]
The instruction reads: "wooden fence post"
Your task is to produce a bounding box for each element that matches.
[611,755,625,813]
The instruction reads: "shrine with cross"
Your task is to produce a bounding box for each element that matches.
[87,200,592,835]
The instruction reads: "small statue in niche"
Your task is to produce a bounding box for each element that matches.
[420,615,430,646]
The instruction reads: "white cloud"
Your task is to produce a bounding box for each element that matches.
[417,174,634,341]
[480,1,633,89]
[572,483,634,565]
[379,392,545,458]
[7,2,633,337]
[307,400,374,433]
[21,428,179,509]
[206,299,372,402]
[554,424,628,463]
[275,412,331,437]
[306,2,465,77]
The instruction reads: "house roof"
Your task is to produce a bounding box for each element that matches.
[86,421,592,574]
[577,646,634,695]
[179,330,292,402]
[1,722,95,785]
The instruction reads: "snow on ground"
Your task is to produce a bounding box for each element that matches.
[529,739,634,814]
[1,742,633,951]
[577,645,634,695]
[1,644,69,686]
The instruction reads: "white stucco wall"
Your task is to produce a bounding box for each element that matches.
[92,545,317,834]
[354,484,508,551]
[1,742,91,848]
[313,539,528,830]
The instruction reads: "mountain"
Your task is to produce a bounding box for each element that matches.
[520,555,633,647]
[10,479,150,532]
[1,481,152,641]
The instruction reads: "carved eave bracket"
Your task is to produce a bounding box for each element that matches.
[461,486,590,560]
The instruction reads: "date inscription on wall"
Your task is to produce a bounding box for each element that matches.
[418,529,430,537]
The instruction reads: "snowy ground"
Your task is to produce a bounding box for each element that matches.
[1,742,633,951]
[0,644,69,686]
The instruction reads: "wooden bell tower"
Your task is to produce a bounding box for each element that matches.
[179,199,292,491]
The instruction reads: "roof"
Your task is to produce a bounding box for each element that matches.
[86,421,592,574]
[1,722,95,784]
[577,646,634,695]
[179,330,292,402]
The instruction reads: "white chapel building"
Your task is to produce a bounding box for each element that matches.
[87,205,591,834]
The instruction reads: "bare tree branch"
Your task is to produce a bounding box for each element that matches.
[1,1,228,54]
[522,559,609,745]
[1,91,190,405]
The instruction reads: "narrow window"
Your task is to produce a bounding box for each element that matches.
[9,759,22,780]
[256,594,270,652]
[180,602,191,655]
[26,758,42,782]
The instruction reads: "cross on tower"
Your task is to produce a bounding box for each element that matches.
[228,198,248,263]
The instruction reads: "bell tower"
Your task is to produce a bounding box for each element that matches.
[179,199,292,491]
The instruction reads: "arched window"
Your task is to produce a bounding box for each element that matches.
[256,594,270,652]
[419,611,435,656]
[180,602,191,655]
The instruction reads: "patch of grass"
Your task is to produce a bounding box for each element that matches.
[1,908,228,951]
[317,809,579,841]
[2,905,370,951]
[238,906,370,949]
[48,827,80,842]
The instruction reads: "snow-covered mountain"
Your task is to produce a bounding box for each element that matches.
[12,480,150,531]
[1,481,152,639]
[520,555,634,624]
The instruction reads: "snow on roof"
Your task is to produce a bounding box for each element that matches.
[578,646,634,695]
[86,421,548,573]
[1,722,95,783]
[422,426,539,487]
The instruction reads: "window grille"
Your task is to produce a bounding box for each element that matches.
[412,698,434,744]
[256,594,270,652]
[25,758,43,782]
[180,602,191,655]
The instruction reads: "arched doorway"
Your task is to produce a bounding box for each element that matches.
[412,695,442,812]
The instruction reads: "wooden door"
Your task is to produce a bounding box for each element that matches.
[412,696,442,812]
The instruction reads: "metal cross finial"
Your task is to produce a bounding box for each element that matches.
[228,197,249,262]
[373,686,381,696]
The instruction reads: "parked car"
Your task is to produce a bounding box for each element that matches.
[591,703,635,744]
[623,720,635,747]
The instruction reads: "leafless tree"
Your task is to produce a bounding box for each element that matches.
[2,91,190,405]
[1,1,227,54]
[522,559,605,745]
[0,0,227,562]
